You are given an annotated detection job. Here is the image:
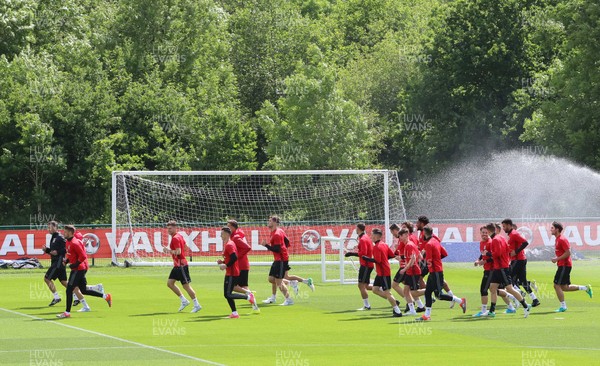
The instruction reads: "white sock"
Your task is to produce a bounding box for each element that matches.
[508,293,517,301]
[481,304,487,312]
[393,305,401,314]
[452,296,462,303]
[53,292,60,300]
[416,299,424,308]
[179,295,186,302]
[447,290,454,297]
[529,292,537,301]
[560,301,567,308]
[363,299,370,307]
[425,307,432,317]
[408,303,415,312]
[232,311,238,316]
[81,299,88,307]
[579,286,587,291]
[270,294,276,300]
[193,298,200,306]
[507,303,515,311]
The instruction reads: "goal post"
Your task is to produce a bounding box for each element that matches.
[111,170,406,276]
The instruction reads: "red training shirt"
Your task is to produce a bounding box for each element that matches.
[66,236,88,271]
[507,230,528,261]
[372,241,394,276]
[554,234,572,267]
[394,239,407,268]
[409,233,419,247]
[480,238,493,271]
[232,228,251,271]
[357,233,374,268]
[269,227,289,261]
[169,233,188,267]
[404,241,422,276]
[223,239,240,277]
[491,234,510,270]
[424,236,444,273]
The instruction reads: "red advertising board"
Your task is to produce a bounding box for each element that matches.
[1,222,599,260]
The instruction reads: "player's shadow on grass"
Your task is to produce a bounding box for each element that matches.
[325,307,390,315]
[530,311,579,315]
[448,316,494,322]
[338,314,393,322]
[186,315,237,322]
[129,312,174,317]
[16,306,47,310]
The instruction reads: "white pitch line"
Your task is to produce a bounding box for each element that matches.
[159,344,600,352]
[0,308,225,365]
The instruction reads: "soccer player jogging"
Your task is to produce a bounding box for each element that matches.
[344,223,374,310]
[260,216,294,306]
[401,221,426,312]
[417,226,466,321]
[550,221,593,312]
[473,226,517,317]
[396,228,423,316]
[218,227,258,318]
[56,225,111,318]
[389,224,406,302]
[72,230,104,307]
[226,220,260,312]
[361,228,403,318]
[415,216,456,307]
[486,223,531,318]
[502,219,540,307]
[163,220,201,313]
[43,221,67,306]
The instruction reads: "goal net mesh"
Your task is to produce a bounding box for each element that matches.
[112,171,406,269]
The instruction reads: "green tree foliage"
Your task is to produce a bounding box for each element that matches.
[0,0,596,224]
[258,45,376,170]
[522,1,600,169]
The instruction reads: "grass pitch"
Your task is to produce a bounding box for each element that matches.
[1,262,598,365]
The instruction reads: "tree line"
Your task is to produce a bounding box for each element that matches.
[0,0,598,225]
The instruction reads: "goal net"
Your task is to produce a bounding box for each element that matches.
[111,170,406,279]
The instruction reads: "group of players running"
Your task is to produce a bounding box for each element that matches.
[42,215,592,320]
[43,221,112,318]
[345,216,593,320]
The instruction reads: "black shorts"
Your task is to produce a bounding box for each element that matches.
[419,260,429,277]
[237,270,249,287]
[373,276,391,291]
[510,259,528,286]
[480,270,492,296]
[425,271,445,298]
[169,265,191,284]
[269,261,286,279]
[67,270,87,289]
[491,268,512,287]
[553,266,572,285]
[393,268,406,284]
[403,274,420,291]
[358,265,374,284]
[45,265,67,282]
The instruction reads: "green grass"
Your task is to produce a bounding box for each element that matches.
[1,262,599,365]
